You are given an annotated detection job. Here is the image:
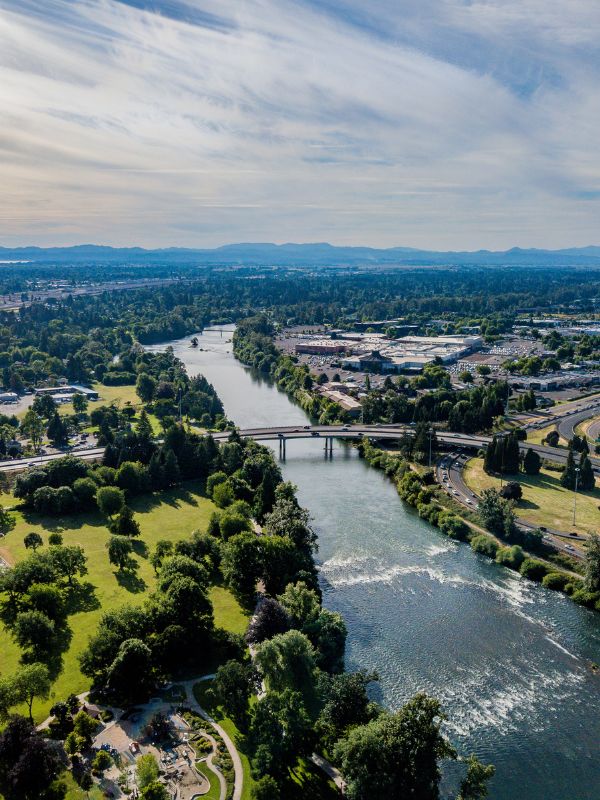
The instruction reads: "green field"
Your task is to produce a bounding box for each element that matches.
[0,482,246,721]
[464,457,600,536]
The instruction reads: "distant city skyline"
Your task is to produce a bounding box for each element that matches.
[1,1,599,249]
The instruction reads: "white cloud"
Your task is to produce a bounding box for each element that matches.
[0,0,598,248]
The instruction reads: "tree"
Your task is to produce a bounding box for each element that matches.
[210,660,258,729]
[499,481,522,501]
[21,409,45,451]
[48,532,63,546]
[317,670,379,750]
[255,630,316,700]
[252,775,281,800]
[246,597,291,645]
[478,489,515,539]
[0,505,14,534]
[578,453,595,492]
[140,781,169,800]
[23,532,43,551]
[136,753,160,789]
[13,610,56,655]
[221,532,263,604]
[47,411,69,447]
[25,583,65,621]
[48,545,87,586]
[560,449,577,490]
[72,393,88,416]
[334,694,457,800]
[304,609,347,673]
[107,638,154,703]
[73,710,100,746]
[109,505,141,537]
[0,715,67,800]
[136,372,157,403]
[107,535,134,571]
[584,533,600,592]
[64,731,85,758]
[457,754,496,800]
[150,539,173,574]
[522,448,541,475]
[12,663,51,722]
[277,582,320,628]
[92,749,112,774]
[249,689,314,780]
[96,485,125,518]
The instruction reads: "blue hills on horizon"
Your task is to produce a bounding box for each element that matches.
[1,242,600,266]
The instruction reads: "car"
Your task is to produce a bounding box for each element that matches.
[28,461,39,467]
[311,431,320,437]
[342,425,350,431]
[569,532,578,537]
[565,545,576,553]
[303,425,310,429]
[466,499,473,505]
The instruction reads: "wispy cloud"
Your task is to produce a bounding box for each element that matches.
[0,0,599,248]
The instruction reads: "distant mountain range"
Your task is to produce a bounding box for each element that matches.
[1,242,600,267]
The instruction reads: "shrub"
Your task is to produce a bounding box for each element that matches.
[570,588,600,608]
[470,534,499,558]
[519,558,550,582]
[438,513,469,541]
[495,545,525,570]
[541,572,571,591]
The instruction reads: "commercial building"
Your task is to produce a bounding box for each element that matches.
[294,341,347,355]
[34,385,99,401]
[0,392,18,404]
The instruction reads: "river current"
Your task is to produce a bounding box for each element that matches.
[148,326,600,800]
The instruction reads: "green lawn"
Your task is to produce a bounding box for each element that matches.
[464,457,600,536]
[0,482,245,722]
[195,759,222,800]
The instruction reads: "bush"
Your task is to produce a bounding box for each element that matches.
[541,572,571,591]
[496,545,525,569]
[470,534,499,558]
[570,588,600,608]
[438,513,469,541]
[519,558,550,582]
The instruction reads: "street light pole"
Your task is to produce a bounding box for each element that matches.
[428,427,434,468]
[572,467,580,527]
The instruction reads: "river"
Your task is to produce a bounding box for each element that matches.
[148,326,600,800]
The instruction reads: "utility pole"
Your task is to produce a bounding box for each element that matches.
[572,466,580,527]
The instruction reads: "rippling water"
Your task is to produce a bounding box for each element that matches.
[148,327,600,800]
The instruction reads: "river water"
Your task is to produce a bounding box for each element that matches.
[149,326,600,800]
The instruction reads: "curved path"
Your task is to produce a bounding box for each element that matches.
[182,677,243,800]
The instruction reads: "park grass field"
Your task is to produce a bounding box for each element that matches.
[0,482,247,722]
[464,457,600,535]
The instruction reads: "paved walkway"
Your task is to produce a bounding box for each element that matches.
[182,677,243,800]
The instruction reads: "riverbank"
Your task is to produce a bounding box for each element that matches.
[147,326,600,800]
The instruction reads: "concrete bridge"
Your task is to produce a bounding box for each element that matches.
[1,423,598,474]
[212,424,600,472]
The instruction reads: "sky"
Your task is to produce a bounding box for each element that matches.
[1,0,600,250]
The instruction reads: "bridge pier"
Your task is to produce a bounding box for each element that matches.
[324,436,333,457]
[279,436,286,461]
